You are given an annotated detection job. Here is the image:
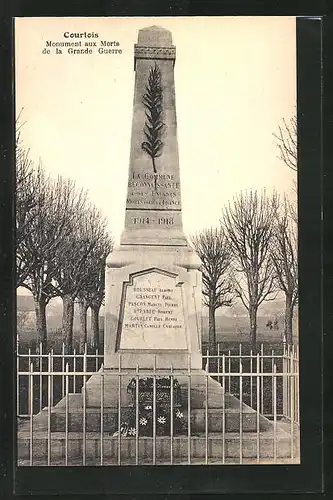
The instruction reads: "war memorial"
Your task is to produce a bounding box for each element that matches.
[17,26,298,466]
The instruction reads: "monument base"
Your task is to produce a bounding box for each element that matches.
[85,369,236,409]
[18,389,299,465]
[19,390,273,434]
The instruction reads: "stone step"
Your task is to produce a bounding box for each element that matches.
[18,456,301,466]
[46,408,267,433]
[19,399,272,434]
[17,429,299,464]
[84,370,236,409]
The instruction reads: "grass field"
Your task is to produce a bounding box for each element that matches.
[17,328,291,356]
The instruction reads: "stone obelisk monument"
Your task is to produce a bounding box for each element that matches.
[86,26,223,406]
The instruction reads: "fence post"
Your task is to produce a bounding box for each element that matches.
[39,342,43,413]
[205,350,208,374]
[17,349,20,416]
[239,358,243,465]
[273,362,277,462]
[296,345,300,424]
[271,348,274,417]
[187,354,191,465]
[205,364,209,465]
[28,347,31,375]
[50,348,54,408]
[65,363,69,466]
[260,343,264,414]
[135,363,139,466]
[29,361,34,466]
[256,352,260,463]
[290,348,294,460]
[117,354,122,466]
[73,348,76,393]
[170,363,174,466]
[100,363,104,466]
[282,343,288,418]
[250,349,253,408]
[62,343,65,398]
[228,350,231,393]
[82,343,87,466]
[47,352,51,466]
[153,355,157,466]
[222,354,226,464]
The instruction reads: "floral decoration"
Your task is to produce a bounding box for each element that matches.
[112,376,187,437]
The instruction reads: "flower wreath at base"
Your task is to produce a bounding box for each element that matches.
[112,376,187,437]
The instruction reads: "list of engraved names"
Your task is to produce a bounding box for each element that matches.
[120,272,186,350]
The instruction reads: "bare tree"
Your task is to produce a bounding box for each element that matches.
[88,235,113,351]
[77,295,89,350]
[16,156,35,286]
[16,116,33,240]
[191,228,233,351]
[52,200,108,354]
[222,189,279,348]
[15,131,41,287]
[16,146,34,245]
[274,115,297,172]
[20,172,77,348]
[274,114,298,223]
[77,232,113,351]
[271,198,298,344]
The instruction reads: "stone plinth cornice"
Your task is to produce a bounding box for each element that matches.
[134,45,176,68]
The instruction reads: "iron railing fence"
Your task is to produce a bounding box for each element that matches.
[17,343,299,466]
[202,343,299,424]
[17,343,104,416]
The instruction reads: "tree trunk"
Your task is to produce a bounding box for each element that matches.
[62,294,75,354]
[34,295,47,351]
[284,294,294,344]
[78,298,89,352]
[208,302,216,353]
[249,305,258,349]
[91,306,100,351]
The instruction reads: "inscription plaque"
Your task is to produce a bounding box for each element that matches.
[126,171,181,211]
[119,270,187,350]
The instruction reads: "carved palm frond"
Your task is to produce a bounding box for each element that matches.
[141,63,165,188]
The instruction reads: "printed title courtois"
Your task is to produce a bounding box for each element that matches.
[63,32,99,38]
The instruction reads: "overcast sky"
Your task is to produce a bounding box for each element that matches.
[15,16,296,242]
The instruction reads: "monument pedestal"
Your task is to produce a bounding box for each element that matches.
[103,243,202,369]
[85,239,205,407]
[85,369,229,409]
